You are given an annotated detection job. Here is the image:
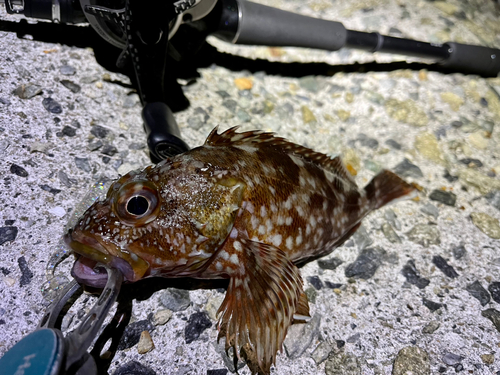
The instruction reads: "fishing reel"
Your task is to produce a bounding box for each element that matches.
[3,0,500,163]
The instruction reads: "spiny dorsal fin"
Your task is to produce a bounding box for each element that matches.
[205,126,356,187]
[216,238,303,375]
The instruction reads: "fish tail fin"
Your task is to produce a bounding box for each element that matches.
[365,170,417,210]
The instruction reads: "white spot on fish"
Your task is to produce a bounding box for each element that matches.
[245,201,255,214]
[234,144,259,153]
[260,205,267,218]
[265,219,273,232]
[215,262,223,271]
[308,178,316,189]
[258,225,266,235]
[286,236,293,249]
[296,234,303,246]
[230,227,239,239]
[251,215,260,229]
[290,155,304,167]
[270,234,282,247]
[299,175,306,186]
[310,216,317,227]
[285,217,293,226]
[229,254,239,265]
[268,186,276,195]
[233,241,242,252]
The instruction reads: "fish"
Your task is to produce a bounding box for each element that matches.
[64,126,416,374]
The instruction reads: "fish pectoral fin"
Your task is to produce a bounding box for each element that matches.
[292,290,311,324]
[216,239,304,375]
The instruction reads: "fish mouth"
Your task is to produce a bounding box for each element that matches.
[64,230,148,288]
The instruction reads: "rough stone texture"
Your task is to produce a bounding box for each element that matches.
[159,288,191,312]
[1,1,500,374]
[113,361,157,375]
[392,346,430,375]
[283,314,321,359]
[344,248,385,279]
[429,190,456,207]
[470,212,500,239]
[324,352,361,375]
[118,320,155,351]
[406,224,441,247]
[184,311,211,344]
[465,281,491,307]
[431,255,459,278]
[137,330,155,354]
[422,321,440,334]
[401,260,430,289]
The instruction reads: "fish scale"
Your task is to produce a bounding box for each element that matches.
[65,126,416,375]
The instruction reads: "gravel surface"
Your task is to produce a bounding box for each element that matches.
[1,1,500,374]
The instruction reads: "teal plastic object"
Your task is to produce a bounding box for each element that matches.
[0,328,64,375]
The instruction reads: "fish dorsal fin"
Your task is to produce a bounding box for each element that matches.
[205,126,356,187]
[216,238,304,374]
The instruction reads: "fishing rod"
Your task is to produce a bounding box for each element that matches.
[2,0,500,163]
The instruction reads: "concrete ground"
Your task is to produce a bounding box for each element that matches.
[1,0,500,374]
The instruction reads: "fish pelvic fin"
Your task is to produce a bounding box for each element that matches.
[365,170,417,210]
[216,239,304,375]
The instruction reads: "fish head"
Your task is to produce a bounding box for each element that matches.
[66,158,245,287]
[65,167,163,286]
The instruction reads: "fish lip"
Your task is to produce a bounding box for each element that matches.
[65,230,139,286]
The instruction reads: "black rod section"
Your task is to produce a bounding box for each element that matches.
[218,0,500,76]
[345,31,450,60]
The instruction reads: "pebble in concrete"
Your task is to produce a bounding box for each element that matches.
[488,282,500,304]
[152,309,172,326]
[283,314,321,359]
[317,257,343,271]
[422,298,444,313]
[429,190,456,207]
[324,352,362,375]
[466,281,491,306]
[159,288,191,312]
[311,341,332,365]
[137,331,155,354]
[482,309,500,333]
[345,248,385,279]
[42,97,62,114]
[401,260,430,289]
[422,321,440,334]
[392,346,430,375]
[432,255,459,278]
[10,164,28,177]
[406,225,441,247]
[184,311,211,344]
[113,361,156,375]
[470,212,500,239]
[118,320,154,350]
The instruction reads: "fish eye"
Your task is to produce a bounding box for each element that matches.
[114,181,160,225]
[126,195,150,216]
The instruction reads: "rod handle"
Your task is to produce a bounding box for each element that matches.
[232,0,347,51]
[441,42,500,77]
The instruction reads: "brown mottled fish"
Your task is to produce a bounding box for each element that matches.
[65,127,416,374]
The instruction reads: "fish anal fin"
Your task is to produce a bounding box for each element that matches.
[365,170,417,210]
[216,239,303,375]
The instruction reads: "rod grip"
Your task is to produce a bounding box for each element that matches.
[234,0,347,51]
[142,103,190,162]
[441,42,500,77]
